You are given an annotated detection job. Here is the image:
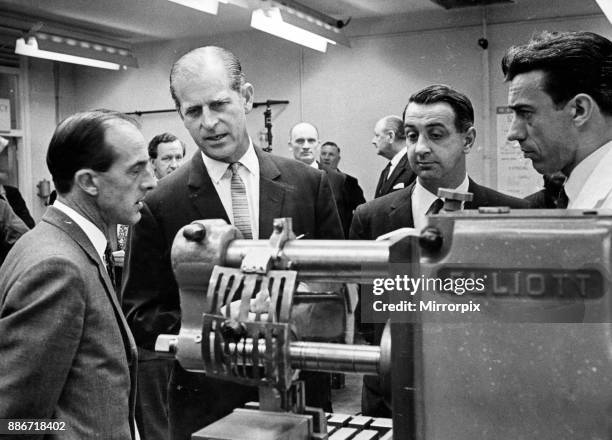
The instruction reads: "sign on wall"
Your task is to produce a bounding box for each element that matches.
[496,106,542,197]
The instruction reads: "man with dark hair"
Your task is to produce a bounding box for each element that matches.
[0,110,156,439]
[320,141,366,237]
[372,115,416,198]
[502,31,612,208]
[350,84,528,418]
[148,132,186,179]
[122,46,343,440]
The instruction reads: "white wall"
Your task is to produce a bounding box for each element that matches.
[22,4,610,221]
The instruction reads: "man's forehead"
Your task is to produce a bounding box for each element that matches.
[291,124,318,140]
[404,102,455,127]
[508,70,549,102]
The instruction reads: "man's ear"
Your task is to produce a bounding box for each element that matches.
[463,126,476,153]
[74,169,99,196]
[570,93,595,128]
[242,82,254,114]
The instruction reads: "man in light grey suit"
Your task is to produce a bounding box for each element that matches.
[0,110,156,439]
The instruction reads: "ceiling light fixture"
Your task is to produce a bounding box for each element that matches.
[595,0,612,24]
[167,0,229,15]
[14,32,138,70]
[250,1,350,53]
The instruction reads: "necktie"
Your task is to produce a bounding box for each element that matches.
[104,243,116,291]
[375,162,391,198]
[556,187,569,209]
[116,224,129,251]
[230,163,253,239]
[426,198,444,215]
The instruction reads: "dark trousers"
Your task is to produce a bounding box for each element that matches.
[135,351,174,440]
[168,363,332,440]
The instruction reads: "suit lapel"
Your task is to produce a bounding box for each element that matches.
[465,178,486,209]
[43,207,138,365]
[256,147,285,238]
[186,152,230,223]
[388,183,416,230]
[382,154,408,194]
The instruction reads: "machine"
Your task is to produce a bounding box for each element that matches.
[157,205,612,439]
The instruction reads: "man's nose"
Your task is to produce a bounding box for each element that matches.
[143,164,157,190]
[200,107,218,130]
[413,135,431,155]
[507,114,524,142]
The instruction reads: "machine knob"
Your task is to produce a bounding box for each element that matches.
[183,223,207,242]
[419,227,443,252]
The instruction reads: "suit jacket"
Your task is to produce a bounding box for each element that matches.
[0,198,28,266]
[337,170,366,238]
[122,147,344,351]
[3,185,35,228]
[0,206,137,440]
[374,153,416,198]
[352,178,530,240]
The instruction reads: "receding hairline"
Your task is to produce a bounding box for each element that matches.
[289,122,320,140]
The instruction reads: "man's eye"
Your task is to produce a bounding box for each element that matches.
[406,132,418,143]
[185,107,201,117]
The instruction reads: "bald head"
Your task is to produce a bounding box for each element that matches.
[372,115,405,160]
[170,46,245,110]
[289,122,320,165]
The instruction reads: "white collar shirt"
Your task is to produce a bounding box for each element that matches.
[387,146,408,178]
[201,139,260,238]
[54,200,107,263]
[566,140,612,209]
[412,174,469,231]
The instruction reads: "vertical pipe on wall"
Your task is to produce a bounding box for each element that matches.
[481,6,492,187]
[53,61,60,125]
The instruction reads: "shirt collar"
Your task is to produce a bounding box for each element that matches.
[390,146,407,168]
[309,160,319,169]
[565,140,612,205]
[201,138,258,183]
[415,174,470,201]
[53,200,107,262]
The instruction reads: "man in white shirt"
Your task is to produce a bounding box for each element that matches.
[372,115,416,198]
[0,110,156,439]
[350,84,527,418]
[503,31,612,209]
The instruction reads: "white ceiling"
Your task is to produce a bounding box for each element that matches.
[0,0,604,44]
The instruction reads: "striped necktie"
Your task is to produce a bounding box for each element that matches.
[230,162,253,239]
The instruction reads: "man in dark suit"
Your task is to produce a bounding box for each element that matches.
[320,141,366,237]
[0,179,35,228]
[372,115,416,198]
[0,110,155,439]
[351,85,529,418]
[122,46,343,440]
[288,122,349,236]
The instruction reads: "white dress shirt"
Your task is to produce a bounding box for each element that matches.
[412,175,469,231]
[201,139,260,238]
[54,200,107,263]
[387,146,408,178]
[566,140,612,209]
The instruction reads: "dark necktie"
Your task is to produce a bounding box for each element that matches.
[426,198,444,215]
[375,162,391,198]
[556,187,569,209]
[104,244,116,291]
[229,163,253,239]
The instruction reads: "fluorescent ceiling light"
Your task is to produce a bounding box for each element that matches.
[15,37,121,70]
[251,5,349,53]
[595,0,612,24]
[167,0,228,15]
[251,8,332,52]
